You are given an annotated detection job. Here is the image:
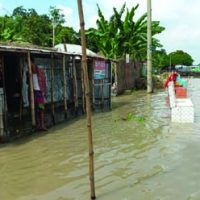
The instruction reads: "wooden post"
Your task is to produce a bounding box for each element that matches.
[110,61,112,109]
[101,79,104,110]
[81,61,85,113]
[114,61,118,94]
[50,53,55,124]
[27,51,36,126]
[0,54,6,136]
[92,59,95,110]
[19,56,24,120]
[77,0,96,199]
[64,43,67,52]
[72,56,78,111]
[62,54,67,117]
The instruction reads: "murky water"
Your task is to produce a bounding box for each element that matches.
[1,78,200,200]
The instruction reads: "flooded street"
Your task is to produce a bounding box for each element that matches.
[1,78,200,200]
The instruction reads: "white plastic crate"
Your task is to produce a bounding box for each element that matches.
[168,82,194,123]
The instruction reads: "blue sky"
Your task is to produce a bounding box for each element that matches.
[0,0,200,64]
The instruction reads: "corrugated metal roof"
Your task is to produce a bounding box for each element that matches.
[0,42,107,59]
[0,42,55,53]
[55,43,97,56]
[54,43,106,59]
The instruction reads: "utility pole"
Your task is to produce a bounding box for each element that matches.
[77,0,96,199]
[147,0,153,93]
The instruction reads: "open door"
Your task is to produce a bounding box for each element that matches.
[4,52,21,114]
[0,54,5,137]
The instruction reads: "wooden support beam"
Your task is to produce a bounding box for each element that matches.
[27,51,36,126]
[0,54,5,136]
[72,56,78,111]
[101,79,104,110]
[92,60,95,110]
[62,54,67,117]
[81,60,85,113]
[50,53,55,124]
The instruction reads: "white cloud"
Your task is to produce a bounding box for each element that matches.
[0,1,3,9]
[0,0,11,15]
[58,0,200,64]
[56,4,79,31]
[94,0,200,63]
[151,0,200,63]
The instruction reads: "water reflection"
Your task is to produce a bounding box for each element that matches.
[0,78,200,200]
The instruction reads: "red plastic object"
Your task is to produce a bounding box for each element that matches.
[175,87,187,98]
[164,72,178,88]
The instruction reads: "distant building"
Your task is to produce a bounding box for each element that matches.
[175,65,191,72]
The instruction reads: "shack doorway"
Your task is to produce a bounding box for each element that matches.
[4,52,22,113]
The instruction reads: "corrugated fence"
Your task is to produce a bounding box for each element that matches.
[116,60,141,94]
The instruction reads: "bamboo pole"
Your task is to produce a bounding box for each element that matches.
[77,0,96,199]
[62,54,67,117]
[50,53,55,124]
[72,56,78,111]
[27,51,36,126]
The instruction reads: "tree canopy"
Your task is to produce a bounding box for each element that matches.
[1,4,193,69]
[153,49,169,69]
[169,50,193,66]
[0,6,80,47]
[86,3,165,61]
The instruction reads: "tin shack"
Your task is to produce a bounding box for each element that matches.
[0,43,111,141]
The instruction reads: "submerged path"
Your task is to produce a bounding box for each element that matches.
[0,78,200,200]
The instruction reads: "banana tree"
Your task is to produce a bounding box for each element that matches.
[86,3,165,62]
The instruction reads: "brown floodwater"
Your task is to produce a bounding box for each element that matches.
[1,78,200,200]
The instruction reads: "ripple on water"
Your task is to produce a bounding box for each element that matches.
[1,78,200,200]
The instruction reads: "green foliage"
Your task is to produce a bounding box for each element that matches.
[191,67,200,72]
[127,112,145,122]
[0,4,165,58]
[85,28,98,52]
[169,50,193,66]
[0,6,76,47]
[153,49,169,70]
[86,3,165,61]
[0,6,52,45]
[49,6,65,27]
[56,26,80,44]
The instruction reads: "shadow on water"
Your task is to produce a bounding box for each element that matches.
[0,114,88,148]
